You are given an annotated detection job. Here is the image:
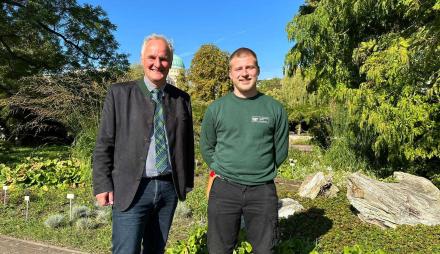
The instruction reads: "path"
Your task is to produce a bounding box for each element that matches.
[0,235,88,254]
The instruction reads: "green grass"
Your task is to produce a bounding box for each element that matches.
[277,189,440,253]
[0,185,111,253]
[1,145,440,253]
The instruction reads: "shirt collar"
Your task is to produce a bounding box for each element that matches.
[143,76,167,94]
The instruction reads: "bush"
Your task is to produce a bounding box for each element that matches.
[71,205,92,220]
[95,206,112,224]
[44,214,65,228]
[75,217,97,230]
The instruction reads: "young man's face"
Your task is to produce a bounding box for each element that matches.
[229,54,260,98]
[142,38,172,87]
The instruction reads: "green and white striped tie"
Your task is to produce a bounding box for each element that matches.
[151,89,169,173]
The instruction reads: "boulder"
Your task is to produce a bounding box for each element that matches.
[347,172,440,228]
[298,172,339,199]
[278,198,304,219]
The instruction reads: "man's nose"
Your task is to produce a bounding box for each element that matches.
[154,57,161,67]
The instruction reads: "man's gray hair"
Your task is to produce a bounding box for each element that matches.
[141,33,174,58]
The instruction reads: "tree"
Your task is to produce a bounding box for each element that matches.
[0,0,129,95]
[257,78,282,93]
[175,68,190,93]
[285,0,440,171]
[188,44,231,102]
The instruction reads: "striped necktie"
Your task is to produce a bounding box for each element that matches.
[151,89,169,173]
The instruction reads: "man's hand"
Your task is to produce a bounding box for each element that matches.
[96,192,114,206]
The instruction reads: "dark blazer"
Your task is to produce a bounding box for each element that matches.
[92,79,194,211]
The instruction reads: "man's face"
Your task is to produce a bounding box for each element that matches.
[142,39,172,87]
[229,54,259,98]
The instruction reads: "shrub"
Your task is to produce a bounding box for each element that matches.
[44,214,65,228]
[71,205,92,220]
[95,206,112,224]
[75,217,97,230]
[174,201,192,219]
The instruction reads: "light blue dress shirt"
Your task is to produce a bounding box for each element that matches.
[143,77,172,177]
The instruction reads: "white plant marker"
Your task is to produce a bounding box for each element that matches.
[24,195,30,220]
[67,193,74,220]
[3,185,8,205]
[195,159,198,172]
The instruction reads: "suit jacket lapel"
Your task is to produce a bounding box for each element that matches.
[163,84,175,146]
[136,79,155,129]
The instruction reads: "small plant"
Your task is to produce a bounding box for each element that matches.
[174,201,192,219]
[71,205,92,220]
[44,214,65,228]
[75,217,97,230]
[95,206,112,224]
[166,226,253,254]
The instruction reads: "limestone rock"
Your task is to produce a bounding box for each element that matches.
[347,172,440,228]
[278,198,304,219]
[298,172,339,199]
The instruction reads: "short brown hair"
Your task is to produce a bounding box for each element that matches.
[229,47,259,68]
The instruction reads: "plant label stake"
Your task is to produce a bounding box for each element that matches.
[67,193,74,220]
[24,196,30,220]
[3,185,8,205]
[195,159,198,172]
[289,158,295,167]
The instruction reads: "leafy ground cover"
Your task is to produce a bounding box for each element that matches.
[1,145,439,253]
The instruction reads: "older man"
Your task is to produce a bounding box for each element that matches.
[93,34,194,254]
[201,47,289,253]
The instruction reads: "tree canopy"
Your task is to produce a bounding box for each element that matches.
[188,44,231,102]
[0,0,129,95]
[285,0,439,167]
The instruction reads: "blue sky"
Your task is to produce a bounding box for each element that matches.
[79,0,304,79]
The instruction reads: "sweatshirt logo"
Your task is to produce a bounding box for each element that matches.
[251,116,269,124]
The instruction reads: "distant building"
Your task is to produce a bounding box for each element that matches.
[167,54,185,87]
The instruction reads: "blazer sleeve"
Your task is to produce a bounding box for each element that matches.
[185,98,195,189]
[92,86,116,196]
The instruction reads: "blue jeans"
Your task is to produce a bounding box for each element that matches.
[208,177,279,254]
[112,177,178,254]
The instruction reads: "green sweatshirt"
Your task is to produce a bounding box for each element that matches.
[200,92,289,185]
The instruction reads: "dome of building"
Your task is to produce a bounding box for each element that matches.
[172,54,185,69]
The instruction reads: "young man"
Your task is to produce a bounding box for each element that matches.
[93,34,194,254]
[200,48,289,253]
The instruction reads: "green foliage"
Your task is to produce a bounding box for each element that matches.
[44,214,66,229]
[166,226,252,254]
[278,146,369,187]
[188,44,231,102]
[95,206,112,225]
[0,0,129,95]
[185,177,208,221]
[310,244,386,254]
[126,64,144,80]
[174,201,192,219]
[266,72,330,137]
[285,0,440,175]
[75,217,97,230]
[176,68,190,93]
[166,226,208,254]
[0,157,83,188]
[71,205,92,220]
[1,71,111,145]
[257,78,282,93]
